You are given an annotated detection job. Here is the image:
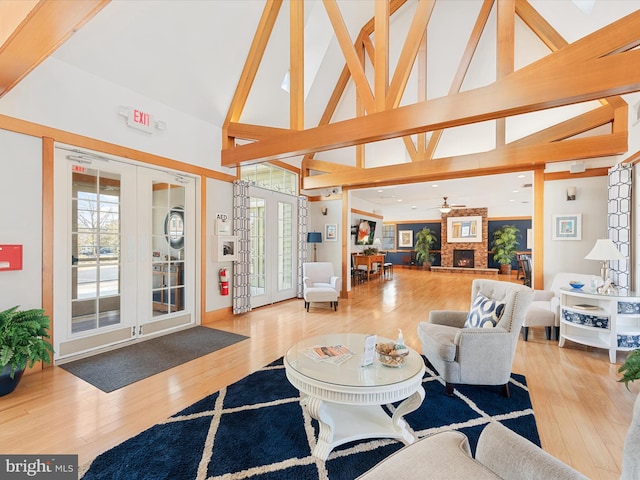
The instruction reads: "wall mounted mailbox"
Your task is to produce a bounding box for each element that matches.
[0,245,23,271]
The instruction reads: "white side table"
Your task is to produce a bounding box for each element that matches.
[559,287,640,363]
[284,333,425,460]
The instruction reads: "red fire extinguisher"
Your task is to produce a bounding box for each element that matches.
[219,267,229,295]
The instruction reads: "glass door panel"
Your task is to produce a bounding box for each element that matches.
[250,197,266,299]
[151,182,186,317]
[71,168,122,334]
[248,188,297,307]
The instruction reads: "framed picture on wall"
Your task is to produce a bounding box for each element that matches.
[552,214,581,240]
[325,224,337,242]
[398,230,413,248]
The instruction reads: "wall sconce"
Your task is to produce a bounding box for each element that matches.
[567,186,576,201]
[321,207,328,216]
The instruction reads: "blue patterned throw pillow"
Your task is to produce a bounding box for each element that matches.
[464,293,506,328]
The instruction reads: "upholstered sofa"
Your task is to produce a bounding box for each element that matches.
[523,272,599,341]
[357,392,640,480]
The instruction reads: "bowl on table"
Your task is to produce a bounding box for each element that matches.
[375,342,409,367]
[569,281,585,289]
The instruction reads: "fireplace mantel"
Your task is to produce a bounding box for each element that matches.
[440,208,489,269]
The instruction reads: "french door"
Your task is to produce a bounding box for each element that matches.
[249,187,297,308]
[53,147,196,361]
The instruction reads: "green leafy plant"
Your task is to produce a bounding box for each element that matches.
[0,306,54,378]
[363,247,378,256]
[491,225,521,266]
[415,227,438,264]
[618,349,640,390]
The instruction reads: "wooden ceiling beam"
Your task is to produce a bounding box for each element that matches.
[222,0,282,129]
[426,0,494,159]
[226,122,292,141]
[509,105,615,146]
[323,0,375,114]
[0,0,109,98]
[496,0,515,147]
[386,0,435,110]
[290,0,304,130]
[302,132,627,190]
[515,0,567,51]
[374,0,389,112]
[222,42,640,166]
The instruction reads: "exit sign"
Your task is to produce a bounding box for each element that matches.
[119,105,161,134]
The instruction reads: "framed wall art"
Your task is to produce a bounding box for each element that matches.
[552,214,581,240]
[325,224,337,242]
[447,216,482,243]
[398,230,413,248]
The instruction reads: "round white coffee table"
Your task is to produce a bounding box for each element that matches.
[284,333,425,460]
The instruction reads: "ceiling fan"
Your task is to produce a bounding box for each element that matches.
[438,196,466,213]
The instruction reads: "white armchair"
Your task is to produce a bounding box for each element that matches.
[302,262,341,311]
[523,272,600,341]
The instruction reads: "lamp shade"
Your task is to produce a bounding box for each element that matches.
[439,207,452,214]
[307,232,322,243]
[584,239,625,261]
[372,238,382,246]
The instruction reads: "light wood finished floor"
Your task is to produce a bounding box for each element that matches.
[1,269,637,479]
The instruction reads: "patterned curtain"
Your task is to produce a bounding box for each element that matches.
[298,196,309,298]
[608,164,632,291]
[232,180,251,314]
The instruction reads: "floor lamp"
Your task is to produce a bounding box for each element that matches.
[307,232,322,262]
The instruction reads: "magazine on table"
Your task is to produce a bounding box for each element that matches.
[303,344,354,365]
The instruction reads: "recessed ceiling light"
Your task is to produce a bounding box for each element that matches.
[397,199,403,202]
[513,190,519,193]
[411,205,417,210]
[432,184,439,188]
[517,174,525,179]
[509,199,516,202]
[377,189,384,193]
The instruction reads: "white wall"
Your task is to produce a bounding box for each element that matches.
[0,57,232,176]
[542,176,608,288]
[206,178,234,311]
[0,130,43,310]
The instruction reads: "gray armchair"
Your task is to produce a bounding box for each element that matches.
[417,279,534,396]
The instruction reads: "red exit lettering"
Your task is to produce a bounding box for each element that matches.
[72,165,85,173]
[133,109,150,126]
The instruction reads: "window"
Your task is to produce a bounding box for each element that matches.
[382,223,395,250]
[240,164,298,196]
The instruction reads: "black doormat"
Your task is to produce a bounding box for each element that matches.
[60,327,248,393]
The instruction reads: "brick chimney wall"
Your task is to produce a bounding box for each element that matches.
[441,208,489,268]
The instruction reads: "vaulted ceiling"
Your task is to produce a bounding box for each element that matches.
[1,0,639,217]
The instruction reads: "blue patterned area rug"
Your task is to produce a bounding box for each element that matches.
[80,357,540,480]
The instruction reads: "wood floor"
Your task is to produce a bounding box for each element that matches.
[0,269,637,479]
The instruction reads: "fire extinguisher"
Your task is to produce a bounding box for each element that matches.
[219,267,229,296]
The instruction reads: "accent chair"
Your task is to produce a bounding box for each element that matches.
[417,279,534,396]
[302,262,340,311]
[522,272,599,341]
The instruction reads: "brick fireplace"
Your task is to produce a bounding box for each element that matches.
[440,208,489,269]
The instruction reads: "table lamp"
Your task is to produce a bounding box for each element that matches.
[307,232,322,262]
[372,238,382,253]
[584,238,625,283]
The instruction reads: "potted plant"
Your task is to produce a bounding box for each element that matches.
[619,349,640,390]
[491,225,520,274]
[415,227,438,270]
[0,306,54,396]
